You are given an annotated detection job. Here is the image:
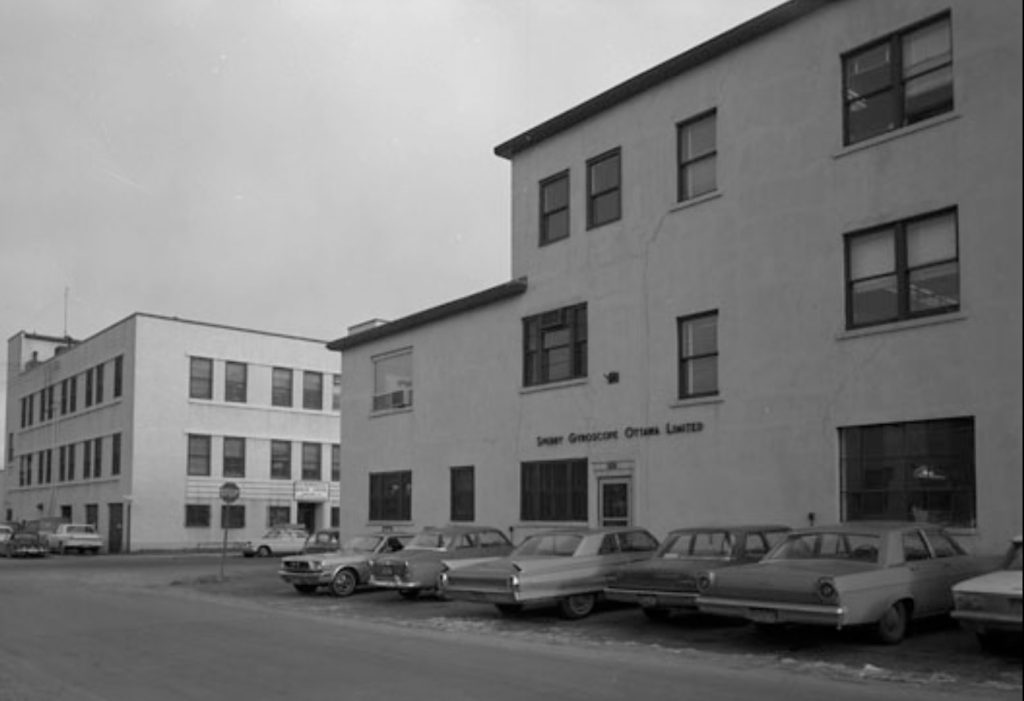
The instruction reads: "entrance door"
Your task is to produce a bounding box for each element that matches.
[598,476,632,527]
[297,503,318,533]
[108,503,123,554]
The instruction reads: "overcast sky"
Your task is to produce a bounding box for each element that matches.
[0,0,781,448]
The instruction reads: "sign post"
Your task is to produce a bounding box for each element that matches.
[218,481,240,581]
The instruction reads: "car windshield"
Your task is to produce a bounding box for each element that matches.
[767,532,881,563]
[68,526,95,534]
[659,531,733,559]
[1004,542,1023,571]
[406,532,453,550]
[342,535,382,552]
[512,533,582,557]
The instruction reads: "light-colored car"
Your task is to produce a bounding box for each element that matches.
[47,523,103,554]
[279,532,413,596]
[369,525,514,599]
[0,525,14,546]
[441,526,660,619]
[952,534,1023,651]
[695,522,999,644]
[605,525,790,620]
[241,526,308,558]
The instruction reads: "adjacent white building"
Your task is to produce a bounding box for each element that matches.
[329,0,1022,553]
[2,313,341,551]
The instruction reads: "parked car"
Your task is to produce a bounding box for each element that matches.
[241,525,308,558]
[302,528,342,554]
[5,532,48,558]
[368,525,514,599]
[0,524,14,547]
[952,534,1023,651]
[46,523,103,554]
[441,526,660,619]
[279,532,413,596]
[605,524,790,620]
[695,522,1000,644]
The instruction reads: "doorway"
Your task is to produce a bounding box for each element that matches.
[598,475,632,527]
[108,503,123,554]
[297,503,318,533]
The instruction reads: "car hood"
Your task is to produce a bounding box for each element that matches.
[375,549,445,565]
[283,549,373,566]
[953,570,1023,596]
[450,556,589,578]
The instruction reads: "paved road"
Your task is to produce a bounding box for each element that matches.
[0,554,1019,701]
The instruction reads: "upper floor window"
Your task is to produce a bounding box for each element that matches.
[373,350,413,411]
[84,369,94,408]
[678,110,717,201]
[68,375,77,412]
[113,355,123,398]
[271,440,291,480]
[272,367,293,407]
[301,442,322,481]
[523,304,587,387]
[539,171,570,245]
[302,371,323,410]
[111,434,121,476]
[586,148,621,228]
[189,357,213,400]
[225,362,247,403]
[187,434,211,476]
[94,363,105,404]
[60,379,69,415]
[843,14,953,146]
[223,437,246,478]
[331,444,340,481]
[678,311,718,399]
[845,208,958,329]
[331,374,342,411]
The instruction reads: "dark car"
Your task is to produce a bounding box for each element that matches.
[5,532,48,558]
[605,524,790,620]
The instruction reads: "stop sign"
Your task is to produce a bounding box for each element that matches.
[219,481,240,503]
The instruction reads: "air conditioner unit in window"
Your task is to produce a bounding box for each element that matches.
[539,309,565,329]
[390,389,412,408]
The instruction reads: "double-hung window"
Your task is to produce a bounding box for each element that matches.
[843,14,953,145]
[271,440,291,480]
[272,367,293,407]
[450,466,475,522]
[223,437,246,478]
[523,304,587,387]
[586,148,621,228]
[189,357,213,400]
[187,434,211,476]
[677,111,717,201]
[372,350,413,411]
[225,362,247,403]
[303,371,323,410]
[845,208,958,329]
[301,442,322,481]
[539,171,570,245]
[678,311,719,399]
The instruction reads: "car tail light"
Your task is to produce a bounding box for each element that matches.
[696,572,714,592]
[509,574,520,594]
[816,577,838,604]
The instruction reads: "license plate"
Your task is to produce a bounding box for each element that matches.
[747,608,778,624]
[638,595,659,608]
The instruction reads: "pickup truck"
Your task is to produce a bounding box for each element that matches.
[47,524,103,554]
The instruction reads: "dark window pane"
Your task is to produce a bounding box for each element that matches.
[847,91,897,143]
[845,44,892,98]
[590,191,620,227]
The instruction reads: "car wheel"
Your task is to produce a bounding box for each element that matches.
[330,569,358,597]
[398,589,421,601]
[642,607,671,622]
[495,603,523,616]
[256,546,272,558]
[875,601,908,645]
[293,584,318,595]
[559,593,597,620]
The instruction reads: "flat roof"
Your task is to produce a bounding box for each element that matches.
[494,0,835,159]
[327,278,528,352]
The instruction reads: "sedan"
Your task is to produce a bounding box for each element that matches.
[5,532,48,558]
[279,532,413,596]
[695,522,999,644]
[241,526,309,558]
[952,534,1022,651]
[605,524,790,620]
[441,527,660,619]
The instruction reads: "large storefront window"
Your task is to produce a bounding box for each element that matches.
[521,459,588,522]
[840,417,975,527]
[369,470,411,521]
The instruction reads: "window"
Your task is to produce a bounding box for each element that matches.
[83,440,92,479]
[190,357,213,399]
[59,446,67,482]
[840,417,975,528]
[44,449,52,483]
[301,443,322,481]
[271,440,291,480]
[69,375,77,412]
[586,148,621,228]
[27,394,34,426]
[85,504,98,527]
[6,433,11,462]
[331,444,340,482]
[46,385,55,420]
[111,434,121,476]
[93,438,102,478]
[185,505,211,527]
[845,208,958,328]
[60,505,72,522]
[38,390,45,422]
[450,466,475,522]
[113,355,123,398]
[331,374,342,411]
[330,507,340,528]
[67,442,76,480]
[677,311,718,398]
[223,437,245,478]
[60,379,68,415]
[539,171,570,245]
[187,434,211,476]
[678,111,717,201]
[523,304,587,386]
[95,363,104,404]
[85,368,94,408]
[520,459,587,522]
[221,505,245,529]
[302,371,323,410]
[225,361,247,403]
[272,367,293,407]
[843,14,953,145]
[268,506,291,526]
[369,470,411,521]
[372,350,413,411]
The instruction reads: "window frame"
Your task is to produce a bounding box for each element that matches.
[586,148,622,229]
[270,440,292,480]
[185,504,211,528]
[522,303,588,387]
[372,349,413,412]
[225,361,248,403]
[677,310,719,400]
[187,434,212,477]
[302,371,323,411]
[368,470,412,522]
[301,442,322,481]
[189,357,213,400]
[272,367,293,408]
[539,170,570,246]
[223,436,246,478]
[450,465,475,522]
[677,110,717,202]
[221,504,246,529]
[520,459,588,522]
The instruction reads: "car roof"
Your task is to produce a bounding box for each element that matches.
[524,526,651,538]
[666,524,790,535]
[421,525,505,535]
[788,521,944,535]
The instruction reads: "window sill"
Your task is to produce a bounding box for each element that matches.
[833,112,961,160]
[836,312,965,341]
[670,396,723,409]
[190,398,339,415]
[370,406,413,418]
[520,377,588,395]
[670,190,722,213]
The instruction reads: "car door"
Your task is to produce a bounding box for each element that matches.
[922,530,975,608]
[901,529,948,616]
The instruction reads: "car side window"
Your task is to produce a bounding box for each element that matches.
[598,534,620,555]
[385,537,404,552]
[926,532,963,558]
[618,531,657,552]
[455,533,477,550]
[902,531,932,561]
[478,530,510,548]
[744,533,769,558]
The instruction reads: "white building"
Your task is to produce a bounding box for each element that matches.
[329,0,1022,553]
[2,313,341,551]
